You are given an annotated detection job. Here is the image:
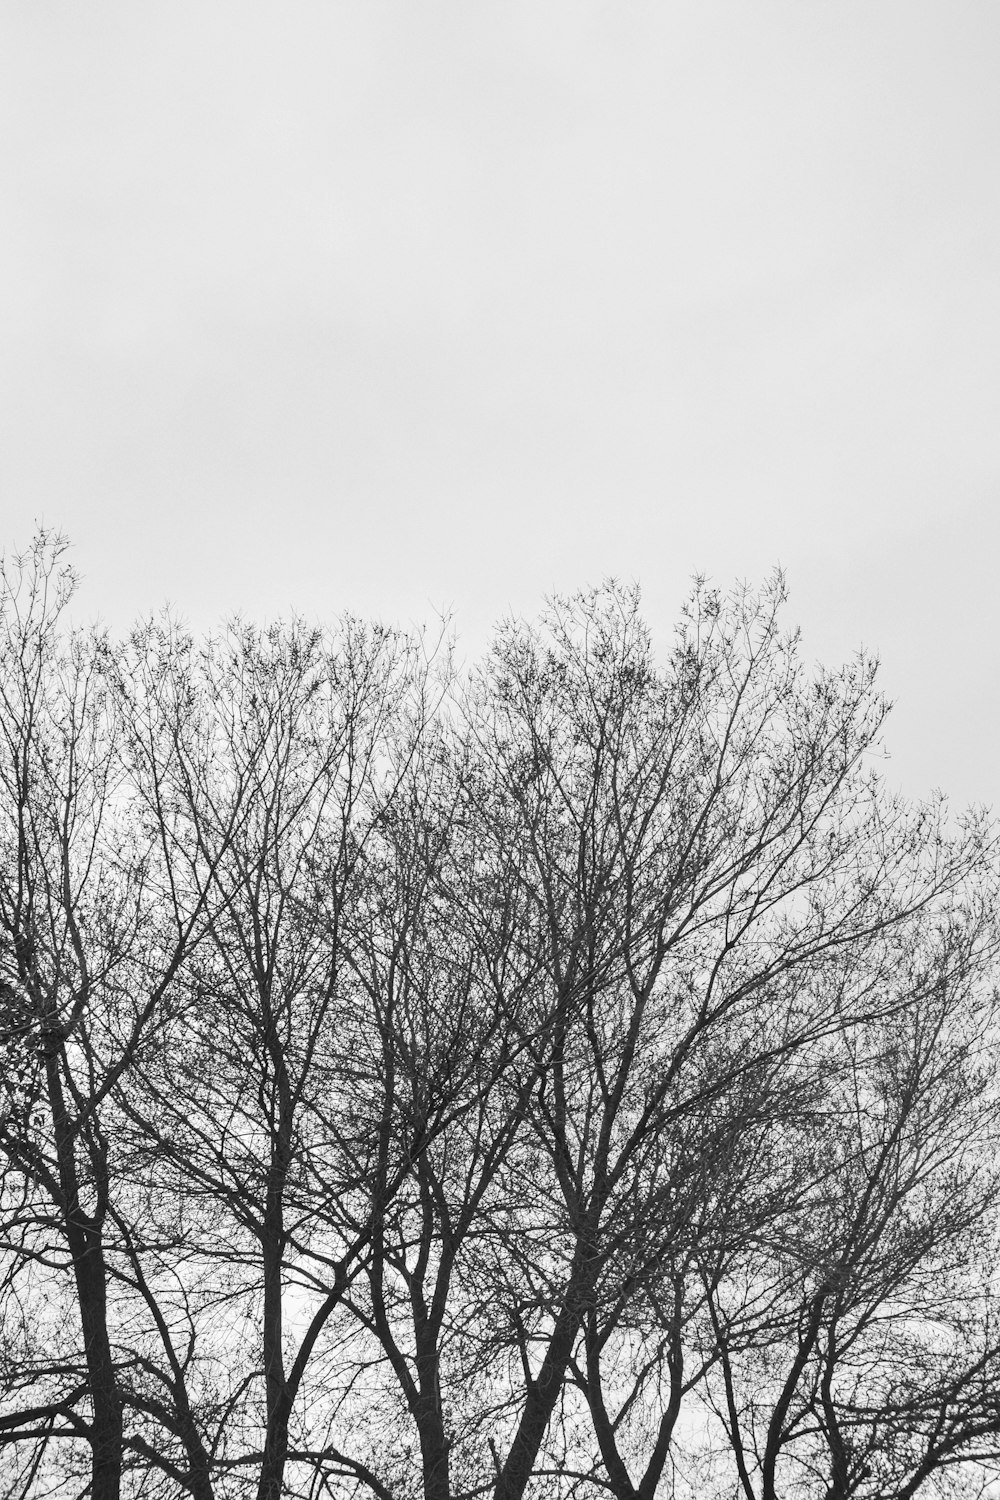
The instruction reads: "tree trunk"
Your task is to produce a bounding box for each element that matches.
[256,1117,292,1500]
[46,1046,123,1500]
[76,1240,124,1500]
[415,1393,451,1500]
[492,1293,590,1500]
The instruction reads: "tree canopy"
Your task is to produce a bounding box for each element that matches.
[1,532,998,1500]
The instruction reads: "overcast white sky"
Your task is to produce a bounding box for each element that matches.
[1,2,998,808]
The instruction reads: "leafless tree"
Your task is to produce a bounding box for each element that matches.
[1,541,997,1500]
[461,581,993,1500]
[109,607,448,1500]
[0,534,215,1499]
[701,901,1000,1500]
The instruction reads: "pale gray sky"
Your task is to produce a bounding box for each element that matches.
[1,2,998,807]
